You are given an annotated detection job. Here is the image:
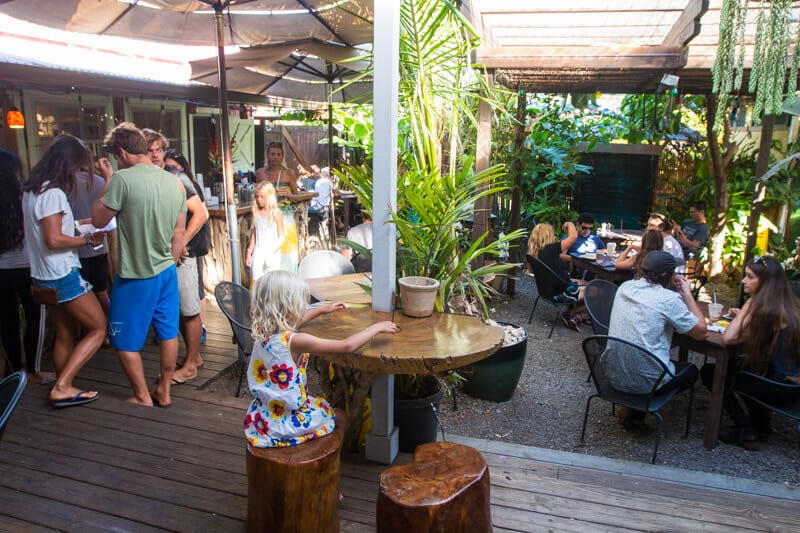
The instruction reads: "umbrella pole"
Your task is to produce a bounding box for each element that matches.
[327,81,336,247]
[214,7,241,285]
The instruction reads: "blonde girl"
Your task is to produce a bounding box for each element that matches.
[243,270,398,448]
[246,181,284,282]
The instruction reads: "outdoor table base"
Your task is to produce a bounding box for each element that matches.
[301,307,504,456]
[673,305,733,451]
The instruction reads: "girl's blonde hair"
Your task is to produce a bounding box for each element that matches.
[527,224,555,257]
[250,270,309,340]
[252,181,279,222]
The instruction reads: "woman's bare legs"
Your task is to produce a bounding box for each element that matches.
[48,292,106,402]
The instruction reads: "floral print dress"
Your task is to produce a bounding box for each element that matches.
[244,331,335,447]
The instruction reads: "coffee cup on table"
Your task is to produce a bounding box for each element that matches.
[607,242,617,256]
[708,303,723,322]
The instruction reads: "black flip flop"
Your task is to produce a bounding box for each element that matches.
[150,394,171,408]
[51,391,98,408]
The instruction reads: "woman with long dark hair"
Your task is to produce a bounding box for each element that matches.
[0,149,46,381]
[614,229,664,272]
[701,255,800,448]
[22,135,107,408]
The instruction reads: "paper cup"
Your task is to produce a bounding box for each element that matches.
[708,303,723,322]
[607,242,617,256]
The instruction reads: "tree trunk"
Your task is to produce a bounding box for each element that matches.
[706,94,729,280]
[738,113,776,303]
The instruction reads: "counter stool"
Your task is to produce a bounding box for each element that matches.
[245,408,345,533]
[376,441,491,532]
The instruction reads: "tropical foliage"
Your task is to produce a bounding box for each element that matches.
[336,0,524,317]
[712,0,800,128]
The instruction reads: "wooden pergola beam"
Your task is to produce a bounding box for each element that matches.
[662,0,709,47]
[476,45,688,70]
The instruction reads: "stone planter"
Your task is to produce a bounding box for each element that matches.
[463,322,528,402]
[398,276,440,317]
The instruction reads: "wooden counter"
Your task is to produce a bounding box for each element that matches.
[203,191,318,289]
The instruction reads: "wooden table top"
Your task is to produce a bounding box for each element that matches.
[306,272,372,305]
[571,255,635,283]
[299,307,504,374]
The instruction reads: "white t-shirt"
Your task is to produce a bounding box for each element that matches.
[23,187,81,281]
[662,234,685,273]
[310,178,331,213]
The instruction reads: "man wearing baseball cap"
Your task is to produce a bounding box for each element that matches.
[602,252,707,416]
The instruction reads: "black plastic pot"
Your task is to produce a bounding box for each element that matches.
[394,382,445,453]
[462,322,528,402]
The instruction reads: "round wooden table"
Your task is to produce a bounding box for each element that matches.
[300,307,504,452]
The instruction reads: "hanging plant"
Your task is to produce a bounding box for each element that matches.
[711,0,799,129]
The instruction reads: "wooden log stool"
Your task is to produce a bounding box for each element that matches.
[376,441,491,532]
[245,408,345,533]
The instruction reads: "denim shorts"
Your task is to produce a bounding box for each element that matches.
[33,268,92,304]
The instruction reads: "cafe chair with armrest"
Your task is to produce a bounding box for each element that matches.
[0,371,27,443]
[733,371,800,448]
[299,249,355,280]
[581,336,695,464]
[215,282,254,398]
[584,279,618,335]
[526,254,578,338]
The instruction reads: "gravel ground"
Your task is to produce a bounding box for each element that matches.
[437,274,800,485]
[208,274,800,486]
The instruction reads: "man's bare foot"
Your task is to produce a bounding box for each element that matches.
[176,355,203,369]
[171,367,198,385]
[126,396,154,407]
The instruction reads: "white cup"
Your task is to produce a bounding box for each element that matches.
[606,242,617,256]
[708,303,723,322]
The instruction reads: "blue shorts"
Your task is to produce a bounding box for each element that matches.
[108,265,179,351]
[33,268,92,303]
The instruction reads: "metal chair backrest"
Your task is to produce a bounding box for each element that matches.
[0,371,27,443]
[215,282,255,397]
[583,335,673,408]
[735,371,800,423]
[299,249,355,280]
[584,279,618,335]
[214,282,254,352]
[526,253,569,300]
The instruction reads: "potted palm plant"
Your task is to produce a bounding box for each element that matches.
[333,0,527,447]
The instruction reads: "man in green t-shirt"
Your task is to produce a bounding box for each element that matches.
[92,122,187,408]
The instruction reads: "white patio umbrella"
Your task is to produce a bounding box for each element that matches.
[0,0,374,284]
[190,37,372,173]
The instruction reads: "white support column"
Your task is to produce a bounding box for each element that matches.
[365,0,400,464]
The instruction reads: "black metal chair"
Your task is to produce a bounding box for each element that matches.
[526,254,577,338]
[581,335,694,464]
[299,249,355,280]
[214,282,253,397]
[0,371,27,443]
[682,247,708,299]
[734,371,800,448]
[584,279,618,335]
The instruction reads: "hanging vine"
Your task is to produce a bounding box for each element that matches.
[711,0,799,129]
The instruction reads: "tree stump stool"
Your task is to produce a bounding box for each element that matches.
[376,441,491,532]
[245,408,345,533]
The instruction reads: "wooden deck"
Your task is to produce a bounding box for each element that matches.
[1,303,799,532]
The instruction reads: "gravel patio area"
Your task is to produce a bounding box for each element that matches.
[437,273,800,486]
[206,273,800,487]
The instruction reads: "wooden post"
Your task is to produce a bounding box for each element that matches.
[506,90,527,296]
[472,75,493,270]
